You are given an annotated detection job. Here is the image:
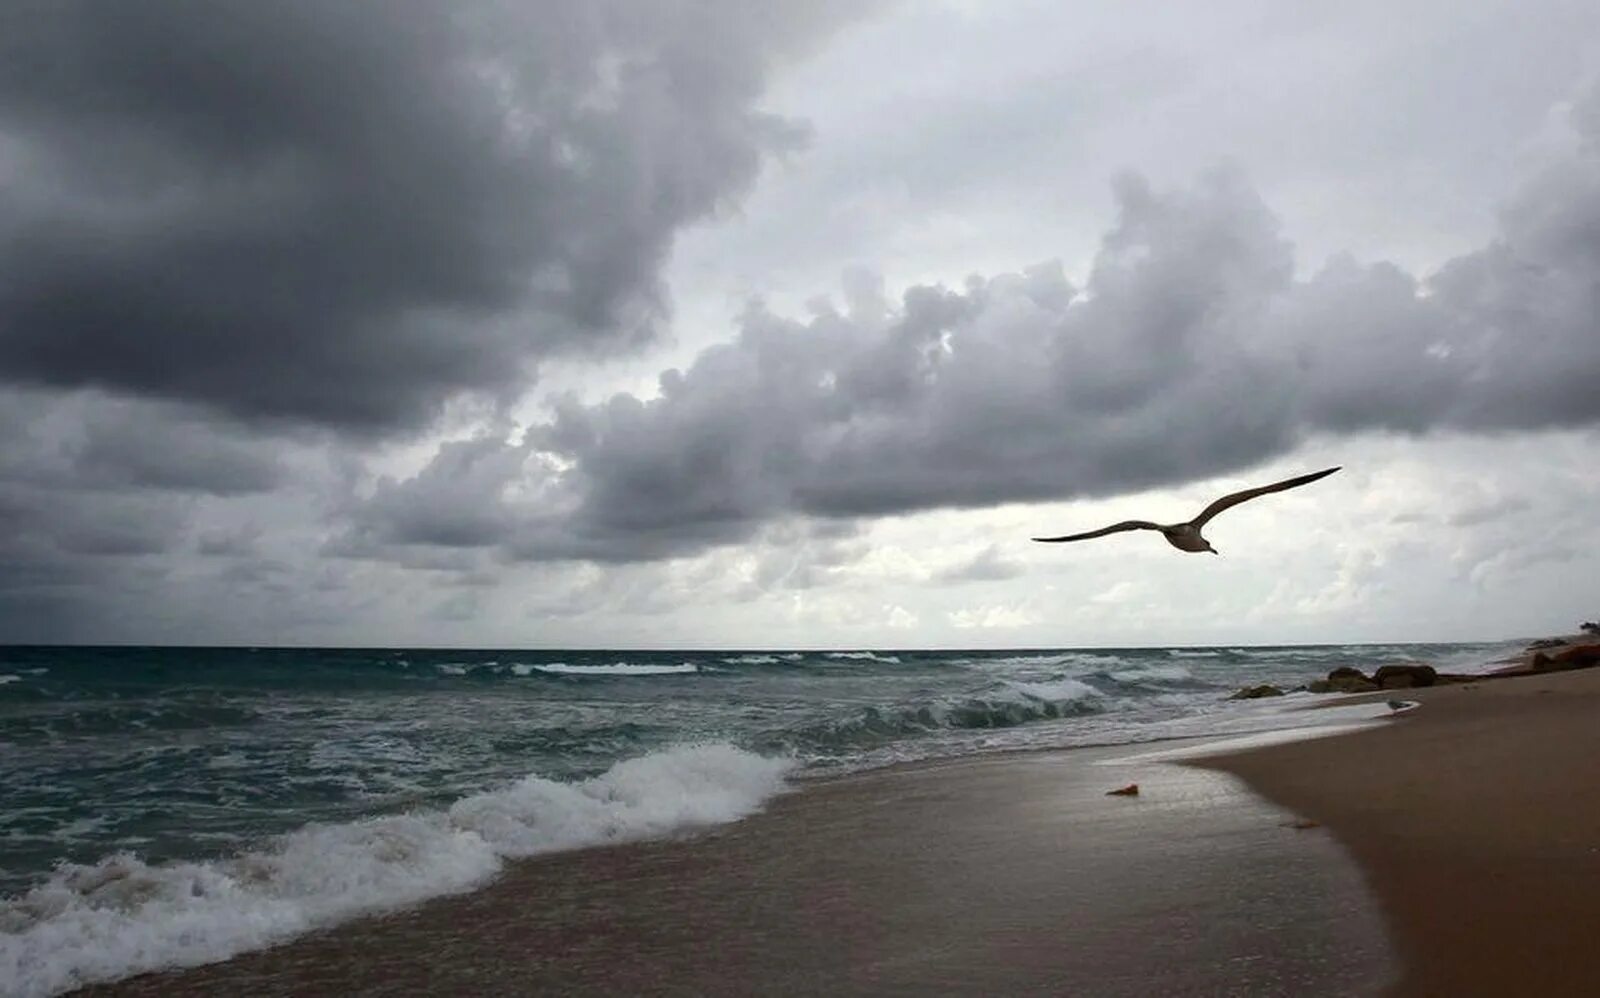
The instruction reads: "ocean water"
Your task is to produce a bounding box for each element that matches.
[0,641,1515,995]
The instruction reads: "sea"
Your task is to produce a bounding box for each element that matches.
[0,641,1517,995]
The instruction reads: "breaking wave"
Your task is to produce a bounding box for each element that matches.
[1107,664,1195,684]
[526,662,699,677]
[792,679,1102,752]
[0,745,791,997]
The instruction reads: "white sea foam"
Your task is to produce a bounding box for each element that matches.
[1166,649,1221,659]
[824,651,901,664]
[0,744,791,998]
[973,653,1070,669]
[508,663,536,676]
[1109,665,1193,683]
[721,654,781,665]
[1007,678,1100,702]
[1226,647,1335,660]
[434,663,469,676]
[0,674,19,685]
[531,662,698,676]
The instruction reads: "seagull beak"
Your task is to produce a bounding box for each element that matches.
[1208,549,1219,555]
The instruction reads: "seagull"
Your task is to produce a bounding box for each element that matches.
[1032,467,1341,554]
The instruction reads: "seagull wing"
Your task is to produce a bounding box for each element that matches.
[1189,466,1341,528]
[1032,520,1163,543]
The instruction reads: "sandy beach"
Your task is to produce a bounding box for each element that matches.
[73,667,1600,997]
[1196,666,1600,997]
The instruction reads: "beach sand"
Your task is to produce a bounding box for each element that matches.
[1194,667,1600,997]
[86,742,1391,997]
[80,667,1600,997]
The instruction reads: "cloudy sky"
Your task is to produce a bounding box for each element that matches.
[2,0,1597,648]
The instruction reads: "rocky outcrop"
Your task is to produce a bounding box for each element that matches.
[1307,668,1380,694]
[1228,684,1286,700]
[1532,643,1600,672]
[1272,638,1600,697]
[1373,663,1438,689]
[1495,638,1600,675]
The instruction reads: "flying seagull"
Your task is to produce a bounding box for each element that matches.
[1032,467,1341,554]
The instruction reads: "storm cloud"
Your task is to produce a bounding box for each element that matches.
[3,3,1596,646]
[0,0,854,431]
[345,86,1600,564]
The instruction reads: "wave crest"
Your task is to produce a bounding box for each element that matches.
[0,744,791,997]
[793,681,1102,752]
[526,662,699,677]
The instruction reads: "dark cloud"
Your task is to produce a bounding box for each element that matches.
[0,472,191,639]
[333,431,533,551]
[196,526,262,558]
[0,1,859,431]
[66,399,285,495]
[0,389,301,637]
[342,88,1600,565]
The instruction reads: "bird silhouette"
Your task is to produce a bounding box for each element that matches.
[1032,467,1341,554]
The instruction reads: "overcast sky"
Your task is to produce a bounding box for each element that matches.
[2,0,1597,648]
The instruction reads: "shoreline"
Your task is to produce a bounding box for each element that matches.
[1194,667,1600,996]
[80,736,1394,997]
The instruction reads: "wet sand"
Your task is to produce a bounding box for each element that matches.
[1195,667,1600,997]
[86,743,1392,997]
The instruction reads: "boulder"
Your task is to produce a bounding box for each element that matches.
[1373,663,1438,689]
[1307,676,1380,694]
[1550,643,1600,671]
[1522,646,1600,671]
[1307,666,1379,693]
[1228,684,1286,700]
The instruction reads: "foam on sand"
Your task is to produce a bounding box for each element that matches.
[0,744,792,997]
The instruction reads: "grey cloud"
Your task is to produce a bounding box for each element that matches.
[332,431,536,552]
[430,590,482,623]
[936,545,1025,584]
[1447,496,1534,528]
[196,526,262,558]
[0,1,860,432]
[744,526,869,593]
[0,389,305,637]
[0,391,285,496]
[346,88,1600,565]
[67,399,285,495]
[0,479,189,640]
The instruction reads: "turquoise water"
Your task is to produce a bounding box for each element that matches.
[0,641,1512,995]
[0,641,1510,894]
